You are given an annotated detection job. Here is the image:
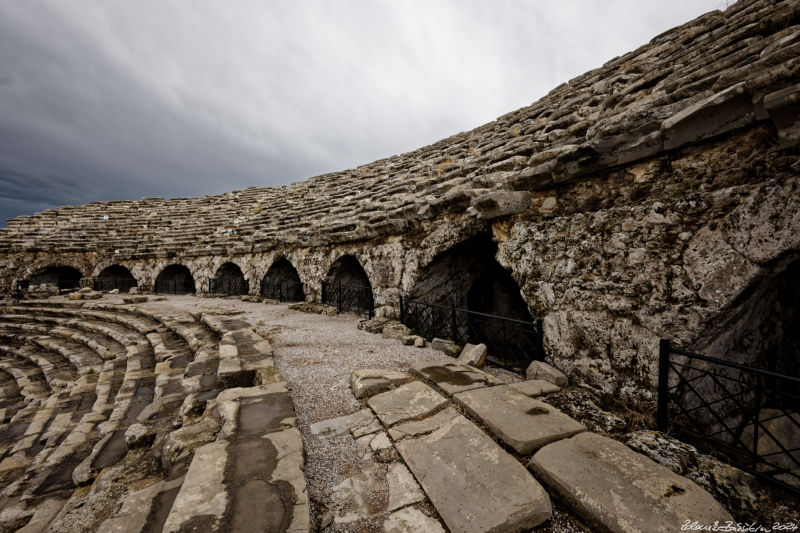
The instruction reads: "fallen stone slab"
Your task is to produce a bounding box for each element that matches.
[430,338,460,357]
[309,409,374,441]
[368,381,448,427]
[410,360,502,396]
[457,343,487,367]
[509,379,560,397]
[454,384,585,454]
[525,360,568,386]
[351,368,411,399]
[528,432,734,533]
[323,464,387,525]
[382,323,411,340]
[382,507,445,533]
[396,415,551,533]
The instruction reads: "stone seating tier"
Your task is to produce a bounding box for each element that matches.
[1,0,796,254]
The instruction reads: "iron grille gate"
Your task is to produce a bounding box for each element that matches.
[321,281,374,318]
[657,340,800,495]
[399,297,543,371]
[155,278,195,294]
[260,280,304,302]
[92,277,137,292]
[209,278,249,296]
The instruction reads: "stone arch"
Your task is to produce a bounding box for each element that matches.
[30,265,83,292]
[261,258,304,301]
[325,255,372,288]
[95,264,138,292]
[155,264,196,294]
[211,262,248,295]
[322,255,374,314]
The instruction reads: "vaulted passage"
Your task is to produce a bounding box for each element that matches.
[407,234,538,369]
[155,264,195,294]
[261,259,304,302]
[211,262,248,295]
[95,265,137,292]
[322,256,373,316]
[30,266,82,292]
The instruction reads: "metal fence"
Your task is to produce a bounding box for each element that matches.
[155,278,196,294]
[209,278,249,296]
[260,280,304,302]
[399,297,543,370]
[657,340,800,495]
[321,281,374,318]
[92,277,138,292]
[57,279,81,293]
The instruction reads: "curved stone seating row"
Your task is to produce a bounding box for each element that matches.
[0,300,307,532]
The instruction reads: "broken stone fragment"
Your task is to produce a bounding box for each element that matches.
[525,360,568,386]
[124,422,157,449]
[370,432,399,463]
[430,338,460,357]
[456,343,487,367]
[385,463,425,512]
[351,368,411,399]
[410,361,501,396]
[367,381,448,426]
[382,507,445,533]
[382,323,411,340]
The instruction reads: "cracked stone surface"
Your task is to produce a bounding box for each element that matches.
[367,381,448,427]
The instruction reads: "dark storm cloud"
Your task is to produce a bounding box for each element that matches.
[0,0,723,226]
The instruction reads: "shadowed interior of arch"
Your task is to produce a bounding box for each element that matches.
[324,255,371,288]
[29,266,82,292]
[261,258,304,301]
[155,264,195,294]
[95,265,137,292]
[212,262,248,295]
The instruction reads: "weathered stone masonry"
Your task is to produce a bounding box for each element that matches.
[2,0,799,404]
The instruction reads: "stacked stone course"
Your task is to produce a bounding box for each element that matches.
[1,0,799,403]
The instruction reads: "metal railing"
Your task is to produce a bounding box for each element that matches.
[657,340,800,495]
[208,278,249,296]
[321,281,374,318]
[92,277,138,292]
[57,279,81,293]
[155,278,196,294]
[260,280,304,302]
[399,297,543,371]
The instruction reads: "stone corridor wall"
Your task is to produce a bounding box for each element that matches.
[1,0,799,405]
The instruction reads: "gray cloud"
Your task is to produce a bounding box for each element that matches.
[0,0,722,226]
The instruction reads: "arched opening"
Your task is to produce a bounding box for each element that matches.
[322,255,373,315]
[30,266,82,293]
[405,233,539,370]
[261,258,304,302]
[210,262,248,295]
[95,265,138,292]
[663,257,800,483]
[155,264,195,294]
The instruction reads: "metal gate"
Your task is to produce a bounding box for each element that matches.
[260,280,304,302]
[321,281,374,318]
[209,278,249,296]
[657,340,800,495]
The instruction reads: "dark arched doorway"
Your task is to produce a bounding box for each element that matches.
[95,265,138,292]
[30,266,82,293]
[261,258,304,302]
[322,255,373,316]
[405,233,540,370]
[155,264,195,294]
[210,262,248,295]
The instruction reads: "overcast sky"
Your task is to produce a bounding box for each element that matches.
[0,0,724,226]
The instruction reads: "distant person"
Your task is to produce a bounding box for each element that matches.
[19,275,29,299]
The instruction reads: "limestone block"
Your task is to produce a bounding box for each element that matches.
[471,191,531,220]
[396,415,551,533]
[351,368,411,399]
[661,82,754,150]
[369,432,399,463]
[764,83,800,147]
[456,343,487,367]
[510,379,560,397]
[413,336,426,348]
[529,432,733,533]
[67,292,84,301]
[525,361,568,386]
[367,381,448,427]
[430,338,460,357]
[385,463,425,512]
[382,324,411,340]
[454,384,586,454]
[410,361,502,396]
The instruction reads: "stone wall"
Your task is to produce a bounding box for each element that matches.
[1,0,798,405]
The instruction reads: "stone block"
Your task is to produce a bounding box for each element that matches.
[410,361,501,396]
[351,368,410,399]
[430,338,460,357]
[525,360,568,386]
[395,415,551,533]
[454,384,585,454]
[471,191,531,220]
[456,343,487,367]
[367,381,448,427]
[382,508,445,533]
[382,324,411,340]
[529,432,733,533]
